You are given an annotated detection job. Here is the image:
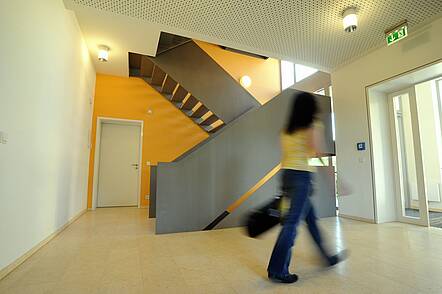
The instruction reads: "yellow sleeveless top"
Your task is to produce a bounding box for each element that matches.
[281,127,316,173]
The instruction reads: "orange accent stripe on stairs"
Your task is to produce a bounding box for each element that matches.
[226,163,281,213]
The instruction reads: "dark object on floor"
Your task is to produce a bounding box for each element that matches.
[245,196,282,238]
[268,272,298,283]
[327,250,349,267]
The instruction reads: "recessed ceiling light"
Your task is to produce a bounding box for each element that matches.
[343,8,358,33]
[98,45,110,62]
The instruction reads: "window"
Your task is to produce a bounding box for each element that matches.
[295,64,318,82]
[329,85,336,141]
[308,157,330,166]
[281,60,295,90]
[434,79,442,183]
[281,60,319,89]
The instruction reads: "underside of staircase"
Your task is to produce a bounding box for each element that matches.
[128,53,224,134]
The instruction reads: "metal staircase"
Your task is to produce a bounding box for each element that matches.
[129,53,224,133]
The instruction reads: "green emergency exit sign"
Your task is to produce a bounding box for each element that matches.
[386,25,408,46]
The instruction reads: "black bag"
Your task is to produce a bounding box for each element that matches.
[245,196,283,238]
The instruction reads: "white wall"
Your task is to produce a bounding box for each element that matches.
[0,0,96,271]
[331,16,442,221]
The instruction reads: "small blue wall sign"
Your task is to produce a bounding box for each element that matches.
[357,142,366,151]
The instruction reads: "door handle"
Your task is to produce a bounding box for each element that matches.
[131,163,139,169]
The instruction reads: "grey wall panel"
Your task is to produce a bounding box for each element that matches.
[151,41,260,123]
[225,172,281,228]
[156,88,334,234]
[311,167,337,218]
[226,167,337,229]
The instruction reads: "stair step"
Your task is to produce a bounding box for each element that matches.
[140,56,154,77]
[161,76,178,95]
[181,95,198,111]
[191,105,209,118]
[200,114,219,126]
[209,123,225,133]
[171,85,188,103]
[151,66,167,86]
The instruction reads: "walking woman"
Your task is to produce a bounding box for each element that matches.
[267,92,345,283]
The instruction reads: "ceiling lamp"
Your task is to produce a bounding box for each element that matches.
[240,75,252,88]
[342,8,358,33]
[98,45,110,62]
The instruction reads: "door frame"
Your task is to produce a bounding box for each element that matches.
[388,88,429,226]
[91,117,144,210]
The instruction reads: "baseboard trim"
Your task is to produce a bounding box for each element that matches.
[411,204,442,213]
[339,214,375,223]
[0,208,87,281]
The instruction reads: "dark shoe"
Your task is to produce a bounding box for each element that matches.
[268,272,298,283]
[327,250,348,267]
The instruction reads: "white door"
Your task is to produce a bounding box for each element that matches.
[388,87,429,226]
[97,122,141,207]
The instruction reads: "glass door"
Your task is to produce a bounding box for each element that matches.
[388,87,429,226]
[417,78,442,228]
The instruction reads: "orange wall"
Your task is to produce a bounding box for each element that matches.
[87,74,209,208]
[195,40,281,105]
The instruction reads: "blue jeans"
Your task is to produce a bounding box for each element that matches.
[267,169,330,276]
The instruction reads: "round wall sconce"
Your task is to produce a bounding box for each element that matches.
[240,75,252,88]
[342,8,358,33]
[98,45,110,62]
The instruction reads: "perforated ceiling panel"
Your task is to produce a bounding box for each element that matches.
[71,0,442,70]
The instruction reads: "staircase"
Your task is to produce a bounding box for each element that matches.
[129,53,224,133]
[155,88,335,234]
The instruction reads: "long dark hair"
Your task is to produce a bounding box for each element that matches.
[285,92,318,134]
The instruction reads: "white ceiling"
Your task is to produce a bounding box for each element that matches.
[65,0,442,76]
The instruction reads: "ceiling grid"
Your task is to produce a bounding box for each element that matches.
[71,0,442,70]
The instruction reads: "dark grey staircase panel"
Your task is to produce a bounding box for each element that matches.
[140,56,154,77]
[156,89,334,234]
[150,41,260,124]
[151,66,166,86]
[156,32,191,55]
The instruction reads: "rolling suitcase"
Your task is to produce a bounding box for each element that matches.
[245,195,283,238]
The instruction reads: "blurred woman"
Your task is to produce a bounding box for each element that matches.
[267,92,345,283]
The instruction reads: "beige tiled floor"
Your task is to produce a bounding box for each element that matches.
[1,208,442,293]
